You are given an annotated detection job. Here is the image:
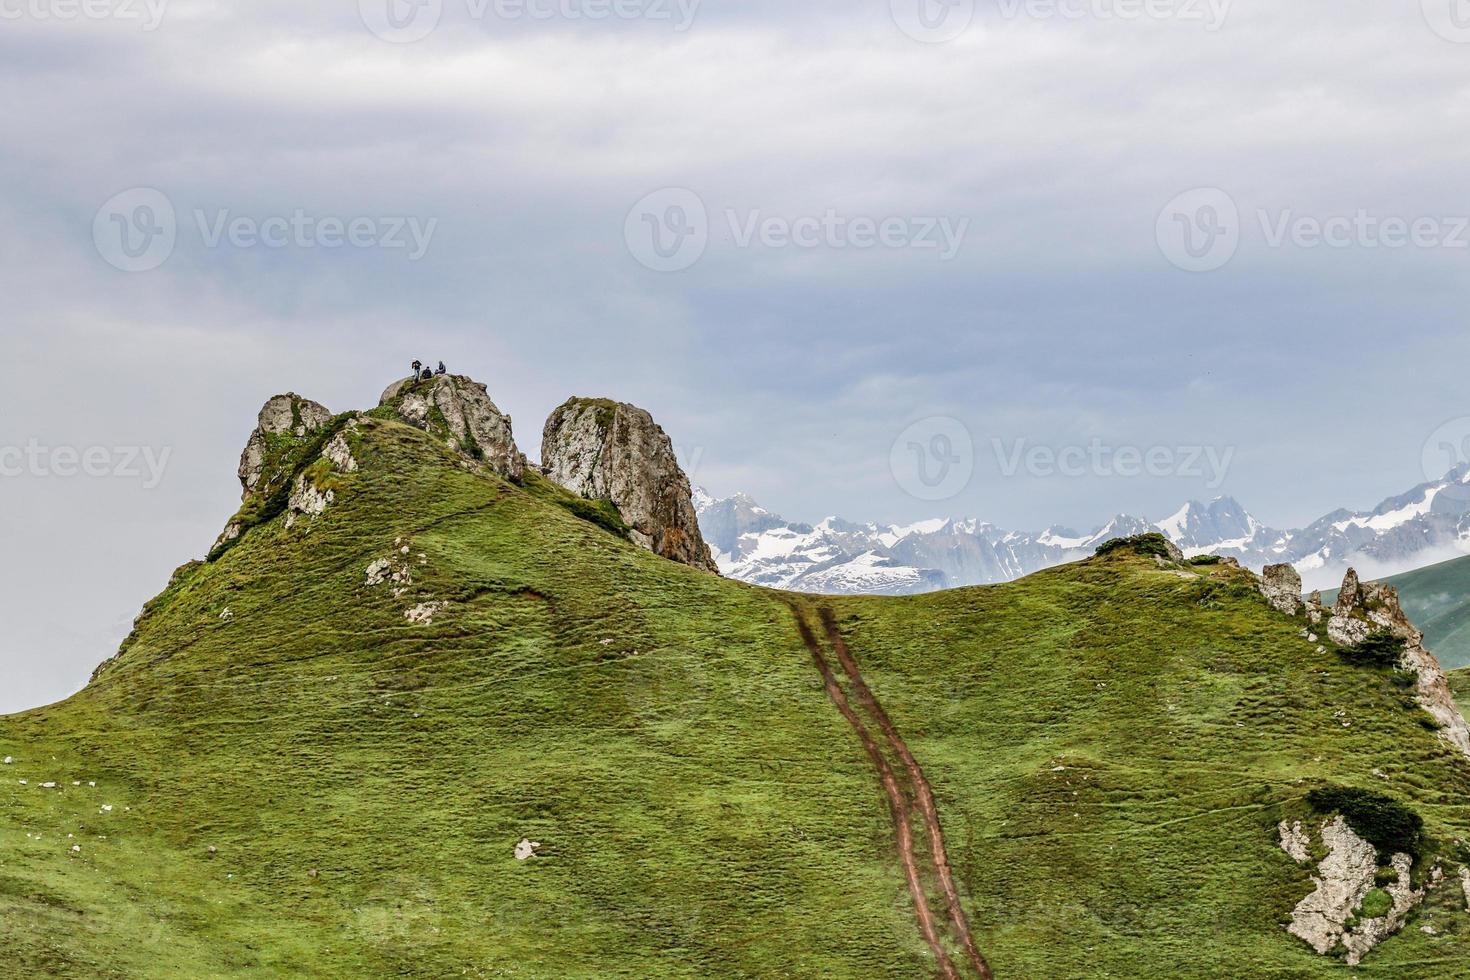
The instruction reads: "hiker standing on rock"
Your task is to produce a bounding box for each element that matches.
[411,359,422,379]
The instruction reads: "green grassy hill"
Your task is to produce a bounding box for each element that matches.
[3,414,1470,978]
[1323,555,1470,670]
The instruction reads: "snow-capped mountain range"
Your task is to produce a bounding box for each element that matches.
[694,464,1470,595]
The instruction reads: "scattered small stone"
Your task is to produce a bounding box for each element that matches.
[515,839,542,861]
[40,782,56,789]
[405,601,446,625]
[1421,925,1438,936]
[365,559,392,586]
[2,757,12,765]
[101,805,113,813]
[220,608,233,621]
[308,869,320,879]
[70,845,80,854]
[207,845,218,855]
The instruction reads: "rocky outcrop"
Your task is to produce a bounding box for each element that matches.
[541,398,717,573]
[1260,563,1303,615]
[1329,568,1470,759]
[237,394,333,498]
[380,375,525,482]
[1284,816,1427,965]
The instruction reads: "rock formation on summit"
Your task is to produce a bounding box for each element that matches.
[380,374,525,482]
[541,398,718,573]
[237,393,333,497]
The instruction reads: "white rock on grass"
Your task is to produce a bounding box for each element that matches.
[2,757,12,764]
[1287,816,1429,966]
[515,839,542,861]
[405,602,446,625]
[365,559,392,586]
[1461,868,1470,912]
[1278,820,1311,863]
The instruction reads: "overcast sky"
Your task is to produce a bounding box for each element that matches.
[5,0,1470,711]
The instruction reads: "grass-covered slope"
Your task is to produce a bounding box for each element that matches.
[1324,554,1470,670]
[3,417,1470,978]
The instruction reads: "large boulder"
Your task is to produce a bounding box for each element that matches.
[1260,563,1303,616]
[541,398,717,573]
[237,393,333,498]
[1329,567,1470,758]
[379,375,525,482]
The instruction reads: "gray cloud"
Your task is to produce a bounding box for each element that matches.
[4,0,1470,709]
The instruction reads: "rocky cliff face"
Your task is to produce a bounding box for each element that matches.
[237,393,333,497]
[541,398,717,573]
[379,375,525,482]
[1327,569,1470,759]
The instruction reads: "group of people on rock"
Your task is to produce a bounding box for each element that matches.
[411,360,447,381]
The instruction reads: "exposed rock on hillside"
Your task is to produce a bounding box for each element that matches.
[1282,816,1429,966]
[237,394,333,497]
[380,375,525,482]
[541,398,717,573]
[1329,568,1470,758]
[1261,563,1303,615]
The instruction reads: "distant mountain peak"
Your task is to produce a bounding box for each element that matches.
[698,459,1470,596]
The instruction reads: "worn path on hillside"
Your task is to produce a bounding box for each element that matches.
[819,608,994,980]
[794,606,993,979]
[792,611,960,980]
